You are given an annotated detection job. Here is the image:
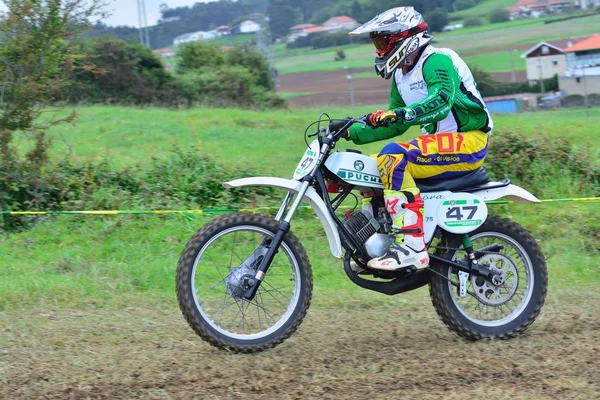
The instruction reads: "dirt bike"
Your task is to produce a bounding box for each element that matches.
[176,115,548,353]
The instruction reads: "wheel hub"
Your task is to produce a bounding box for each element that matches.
[471,254,519,306]
[225,264,256,299]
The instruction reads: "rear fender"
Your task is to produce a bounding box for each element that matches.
[223,177,343,258]
[472,183,540,204]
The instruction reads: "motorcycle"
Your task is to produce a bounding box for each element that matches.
[176,115,548,353]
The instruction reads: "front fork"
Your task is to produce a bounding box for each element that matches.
[241,181,311,301]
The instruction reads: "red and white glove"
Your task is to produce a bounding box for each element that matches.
[366,109,401,128]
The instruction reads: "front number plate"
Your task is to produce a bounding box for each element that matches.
[293,140,320,180]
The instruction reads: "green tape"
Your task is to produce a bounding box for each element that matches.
[0,197,598,216]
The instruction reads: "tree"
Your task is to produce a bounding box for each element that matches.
[455,0,476,11]
[489,8,510,23]
[350,0,364,21]
[0,0,102,215]
[0,0,102,161]
[425,8,450,32]
[267,0,297,38]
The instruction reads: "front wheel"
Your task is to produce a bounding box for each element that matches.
[176,213,313,353]
[430,216,547,340]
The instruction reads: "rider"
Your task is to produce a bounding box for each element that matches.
[345,7,493,272]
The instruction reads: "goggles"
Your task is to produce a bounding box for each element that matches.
[370,23,429,56]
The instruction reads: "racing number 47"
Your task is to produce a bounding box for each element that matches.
[446,206,477,221]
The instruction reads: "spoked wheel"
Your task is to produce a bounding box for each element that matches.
[430,216,547,340]
[176,213,312,353]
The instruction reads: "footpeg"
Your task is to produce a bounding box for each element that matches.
[457,271,469,297]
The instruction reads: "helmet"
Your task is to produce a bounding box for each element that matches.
[350,7,433,79]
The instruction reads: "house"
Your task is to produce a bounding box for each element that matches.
[560,35,600,97]
[152,48,175,58]
[508,0,571,18]
[238,20,261,34]
[173,31,217,46]
[521,41,568,83]
[323,16,360,31]
[289,24,317,35]
[216,25,230,35]
[576,0,600,9]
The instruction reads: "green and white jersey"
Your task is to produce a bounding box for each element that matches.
[348,45,493,145]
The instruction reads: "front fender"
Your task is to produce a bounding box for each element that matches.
[223,177,343,258]
[472,182,540,204]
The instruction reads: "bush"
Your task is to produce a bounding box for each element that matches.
[489,8,510,23]
[173,42,282,108]
[424,9,450,32]
[463,16,484,27]
[0,147,274,232]
[486,131,600,197]
[335,49,346,61]
[455,0,476,11]
[67,39,179,105]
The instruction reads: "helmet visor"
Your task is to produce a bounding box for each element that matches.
[370,34,403,56]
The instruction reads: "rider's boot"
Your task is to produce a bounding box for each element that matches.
[367,190,429,272]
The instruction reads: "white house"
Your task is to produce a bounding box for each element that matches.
[323,16,360,31]
[521,41,568,82]
[239,20,261,33]
[576,0,600,9]
[173,31,217,46]
[560,35,600,97]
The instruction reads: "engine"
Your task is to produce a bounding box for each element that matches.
[343,210,394,258]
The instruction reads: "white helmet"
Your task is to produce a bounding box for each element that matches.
[350,7,433,79]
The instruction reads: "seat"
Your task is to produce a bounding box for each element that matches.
[415,167,491,193]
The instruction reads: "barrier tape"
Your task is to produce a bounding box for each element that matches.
[0,197,598,217]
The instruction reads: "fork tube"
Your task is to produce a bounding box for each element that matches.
[275,192,293,221]
[283,181,310,223]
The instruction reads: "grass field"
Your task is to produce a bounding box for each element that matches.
[451,0,517,19]
[37,106,600,173]
[3,106,599,398]
[274,14,600,75]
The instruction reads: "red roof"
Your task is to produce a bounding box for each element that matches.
[516,0,569,6]
[216,25,229,30]
[303,26,328,34]
[152,48,174,54]
[330,16,355,23]
[563,35,600,53]
[290,23,316,30]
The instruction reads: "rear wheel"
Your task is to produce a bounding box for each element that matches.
[176,213,312,353]
[430,216,547,340]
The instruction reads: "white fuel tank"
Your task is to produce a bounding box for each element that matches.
[325,152,384,190]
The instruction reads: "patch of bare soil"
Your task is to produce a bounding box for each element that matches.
[1,290,599,399]
[278,70,528,108]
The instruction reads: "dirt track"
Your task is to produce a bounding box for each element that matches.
[2,288,599,399]
[278,69,527,108]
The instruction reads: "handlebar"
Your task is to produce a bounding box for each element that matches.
[327,115,368,141]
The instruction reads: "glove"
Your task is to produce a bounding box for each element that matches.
[366,109,401,128]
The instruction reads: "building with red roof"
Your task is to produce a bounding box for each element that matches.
[560,35,600,98]
[323,16,360,31]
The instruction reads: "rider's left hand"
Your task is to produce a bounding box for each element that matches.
[366,109,401,128]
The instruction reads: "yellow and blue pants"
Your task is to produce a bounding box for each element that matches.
[377,130,489,192]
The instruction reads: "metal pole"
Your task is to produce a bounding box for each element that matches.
[538,56,545,93]
[136,0,144,45]
[141,0,150,47]
[510,49,516,83]
[345,66,355,108]
[582,55,589,109]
